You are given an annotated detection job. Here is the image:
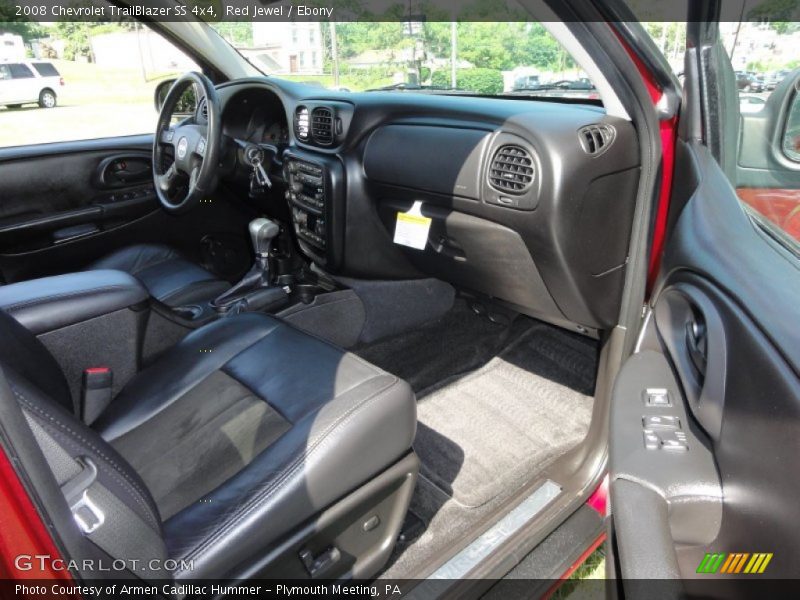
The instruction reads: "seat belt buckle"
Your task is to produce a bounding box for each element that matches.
[60,456,104,534]
[81,367,113,425]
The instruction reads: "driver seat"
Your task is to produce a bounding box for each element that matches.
[86,243,230,307]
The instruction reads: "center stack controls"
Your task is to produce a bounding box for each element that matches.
[285,158,327,250]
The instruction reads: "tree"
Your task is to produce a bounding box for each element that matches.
[0,3,45,41]
[747,0,800,23]
[767,21,800,34]
[335,22,408,59]
[212,22,253,46]
[432,68,503,93]
[53,22,95,61]
[329,17,583,89]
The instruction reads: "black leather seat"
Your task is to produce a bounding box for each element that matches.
[86,244,230,307]
[0,310,417,581]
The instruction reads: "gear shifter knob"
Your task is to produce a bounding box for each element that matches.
[249,218,280,258]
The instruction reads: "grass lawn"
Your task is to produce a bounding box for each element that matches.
[553,547,606,600]
[51,59,180,106]
[0,59,181,147]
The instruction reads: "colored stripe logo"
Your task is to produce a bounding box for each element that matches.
[696,552,773,574]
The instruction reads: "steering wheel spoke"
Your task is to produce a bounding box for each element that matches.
[157,162,180,195]
[160,128,177,145]
[189,165,201,190]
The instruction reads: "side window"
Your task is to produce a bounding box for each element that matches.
[8,63,34,79]
[31,62,60,78]
[0,21,197,148]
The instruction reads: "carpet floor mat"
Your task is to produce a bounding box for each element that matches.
[414,322,597,508]
[354,299,527,392]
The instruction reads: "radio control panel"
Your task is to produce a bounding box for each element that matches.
[285,158,327,250]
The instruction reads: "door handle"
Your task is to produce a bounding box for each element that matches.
[685,319,707,377]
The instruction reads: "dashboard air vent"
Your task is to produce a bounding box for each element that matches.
[311,107,334,145]
[295,106,310,141]
[578,124,615,155]
[488,145,535,195]
[199,98,208,121]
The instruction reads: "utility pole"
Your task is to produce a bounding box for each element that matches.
[330,22,340,88]
[730,20,742,65]
[135,21,147,82]
[450,21,457,88]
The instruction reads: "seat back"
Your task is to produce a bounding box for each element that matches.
[0,310,72,412]
[0,309,168,579]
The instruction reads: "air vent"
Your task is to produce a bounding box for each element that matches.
[311,107,334,145]
[295,106,310,141]
[198,98,208,121]
[579,124,615,155]
[487,145,535,195]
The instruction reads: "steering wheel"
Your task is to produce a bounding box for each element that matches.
[153,72,221,213]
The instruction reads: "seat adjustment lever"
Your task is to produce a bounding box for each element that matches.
[299,545,341,577]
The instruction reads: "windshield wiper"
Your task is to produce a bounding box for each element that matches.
[365,84,458,93]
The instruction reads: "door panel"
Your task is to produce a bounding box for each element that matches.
[0,137,252,284]
[610,140,800,589]
[0,138,159,252]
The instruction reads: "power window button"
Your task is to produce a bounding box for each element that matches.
[644,388,671,407]
[643,415,681,430]
[661,430,689,452]
[643,429,689,451]
[643,430,661,450]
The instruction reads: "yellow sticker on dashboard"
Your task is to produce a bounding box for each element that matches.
[394,202,431,250]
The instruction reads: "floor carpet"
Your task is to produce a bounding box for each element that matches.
[357,302,599,578]
[354,299,526,392]
[415,323,597,508]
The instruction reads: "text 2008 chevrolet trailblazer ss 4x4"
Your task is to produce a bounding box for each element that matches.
[0,0,799,598]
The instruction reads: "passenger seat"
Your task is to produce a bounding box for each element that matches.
[0,310,417,581]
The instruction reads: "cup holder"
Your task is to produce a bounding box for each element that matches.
[275,273,297,286]
[294,283,323,305]
[172,305,204,320]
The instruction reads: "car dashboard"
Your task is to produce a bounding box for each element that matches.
[213,77,640,336]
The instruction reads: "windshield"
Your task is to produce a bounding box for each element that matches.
[208,21,600,100]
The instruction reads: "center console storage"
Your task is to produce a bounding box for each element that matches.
[0,269,149,419]
[283,150,344,270]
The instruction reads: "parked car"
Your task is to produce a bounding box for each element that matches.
[740,93,767,113]
[512,73,542,90]
[735,70,765,92]
[0,60,63,109]
[766,69,791,90]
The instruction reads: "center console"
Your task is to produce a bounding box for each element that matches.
[0,270,149,421]
[283,151,344,270]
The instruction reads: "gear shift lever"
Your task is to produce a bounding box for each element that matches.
[249,218,280,266]
[211,218,285,313]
